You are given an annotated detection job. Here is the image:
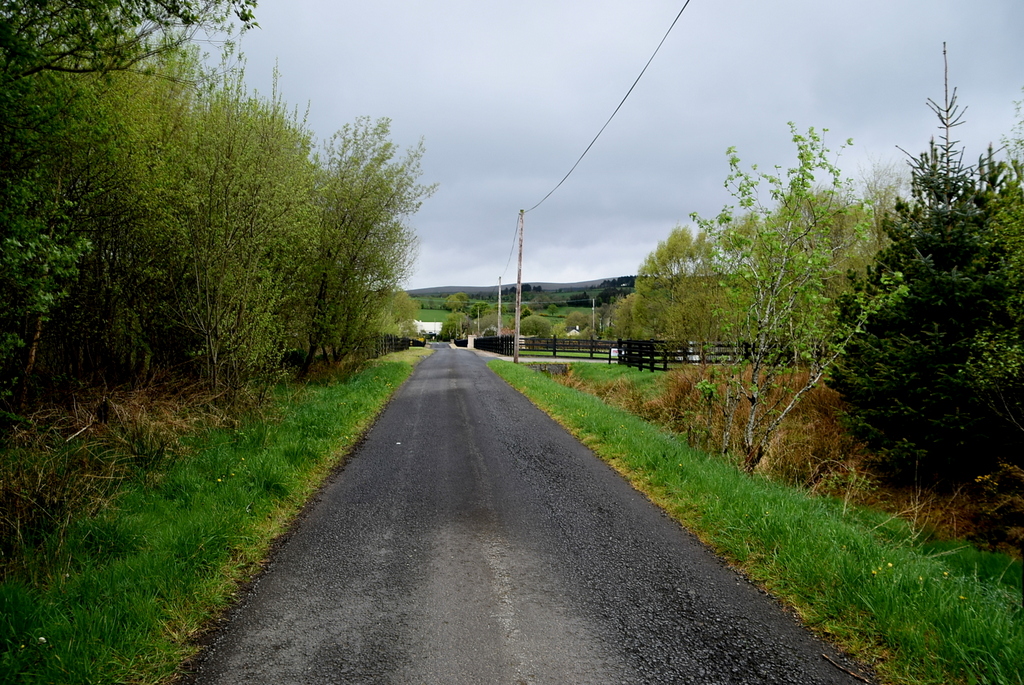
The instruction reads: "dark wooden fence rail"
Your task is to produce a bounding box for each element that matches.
[617,340,751,371]
[473,335,615,359]
[618,339,663,371]
[471,335,514,355]
[469,335,751,372]
[372,335,414,358]
[520,336,616,358]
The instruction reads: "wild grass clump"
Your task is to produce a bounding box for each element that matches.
[561,363,1024,553]
[0,376,260,583]
[0,443,122,572]
[563,363,865,488]
[492,359,1023,685]
[0,360,413,684]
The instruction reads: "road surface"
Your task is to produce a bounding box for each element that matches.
[185,347,871,684]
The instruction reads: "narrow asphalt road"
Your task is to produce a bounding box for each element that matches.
[185,348,871,684]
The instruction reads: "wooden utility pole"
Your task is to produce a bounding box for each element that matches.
[497,277,502,336]
[513,210,524,363]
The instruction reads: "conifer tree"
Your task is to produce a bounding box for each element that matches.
[833,80,1018,482]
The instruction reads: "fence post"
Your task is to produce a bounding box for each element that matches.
[552,336,557,357]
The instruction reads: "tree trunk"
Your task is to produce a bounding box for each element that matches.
[742,393,762,472]
[299,273,330,379]
[15,313,44,411]
[299,341,318,379]
[720,382,740,457]
[743,443,764,473]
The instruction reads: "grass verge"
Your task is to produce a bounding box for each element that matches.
[490,359,1023,685]
[0,357,417,684]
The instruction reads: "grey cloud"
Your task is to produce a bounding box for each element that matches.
[237,0,1024,289]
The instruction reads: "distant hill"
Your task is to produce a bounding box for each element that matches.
[407,277,634,297]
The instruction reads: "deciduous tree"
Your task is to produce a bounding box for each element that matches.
[519,314,552,337]
[444,292,470,312]
[695,124,884,471]
[0,1,257,403]
[440,312,466,340]
[165,65,315,392]
[389,291,421,338]
[608,292,644,339]
[564,311,589,332]
[298,117,434,375]
[634,225,722,341]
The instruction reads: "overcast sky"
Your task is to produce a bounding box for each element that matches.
[231,1,1024,290]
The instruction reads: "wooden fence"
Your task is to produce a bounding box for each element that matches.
[472,335,616,360]
[616,340,750,371]
[371,335,414,358]
[469,336,749,371]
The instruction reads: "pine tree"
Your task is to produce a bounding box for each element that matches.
[833,78,1017,482]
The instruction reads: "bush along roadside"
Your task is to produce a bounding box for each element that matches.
[0,360,414,684]
[489,359,1023,685]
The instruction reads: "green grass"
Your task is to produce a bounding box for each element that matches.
[566,359,665,391]
[540,358,669,390]
[532,305,593,319]
[557,305,595,317]
[489,359,1023,685]
[416,307,450,323]
[0,360,414,684]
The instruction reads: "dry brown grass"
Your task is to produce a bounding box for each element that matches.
[1,348,409,577]
[0,373,291,579]
[557,364,1022,556]
[592,366,868,486]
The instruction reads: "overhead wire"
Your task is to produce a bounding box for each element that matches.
[523,0,694,214]
[499,0,693,282]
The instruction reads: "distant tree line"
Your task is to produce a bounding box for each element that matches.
[0,3,433,414]
[598,276,636,289]
[491,284,631,306]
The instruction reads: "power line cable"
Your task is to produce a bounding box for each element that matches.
[500,1,693,283]
[524,0,693,213]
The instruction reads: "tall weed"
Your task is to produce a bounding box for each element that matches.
[0,360,413,684]
[564,364,865,487]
